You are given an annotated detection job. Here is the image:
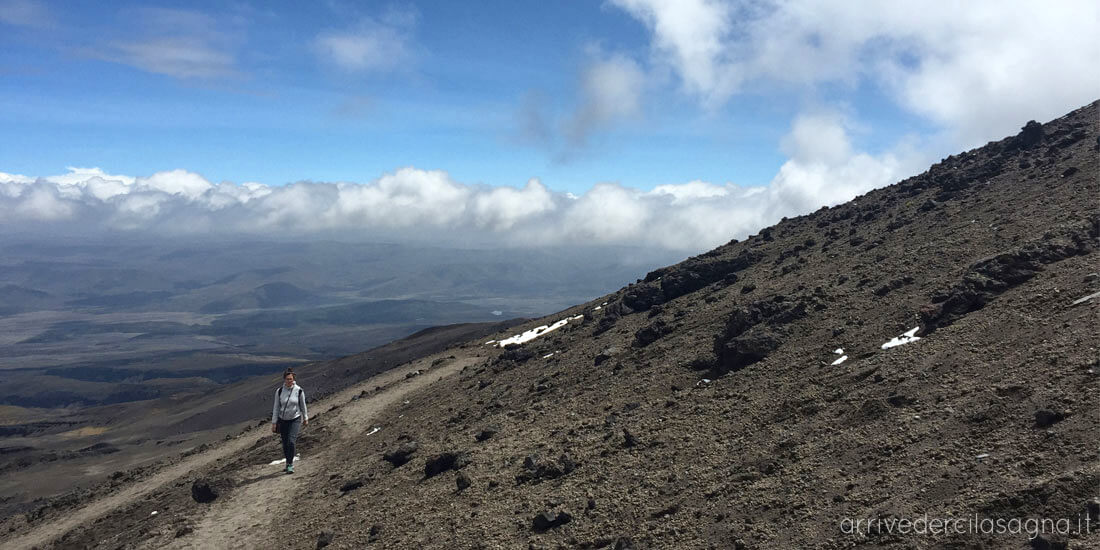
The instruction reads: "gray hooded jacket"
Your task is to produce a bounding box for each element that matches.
[272,384,308,423]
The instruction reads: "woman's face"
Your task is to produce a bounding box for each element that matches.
[283,374,295,387]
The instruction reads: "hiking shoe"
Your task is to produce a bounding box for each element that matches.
[287,464,294,474]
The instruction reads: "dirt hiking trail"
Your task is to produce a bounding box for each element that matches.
[7,353,480,550]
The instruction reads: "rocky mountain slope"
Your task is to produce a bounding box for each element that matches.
[2,101,1097,549]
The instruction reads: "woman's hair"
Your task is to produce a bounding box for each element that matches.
[283,368,295,380]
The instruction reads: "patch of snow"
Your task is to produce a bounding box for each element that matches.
[834,348,844,355]
[1071,290,1100,306]
[485,340,496,345]
[491,310,503,316]
[269,454,301,465]
[975,453,989,460]
[366,426,381,436]
[601,302,607,306]
[497,315,582,347]
[830,355,849,366]
[542,352,555,359]
[150,511,158,516]
[593,306,602,311]
[881,327,921,349]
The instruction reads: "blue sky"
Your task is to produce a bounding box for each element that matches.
[0,0,919,190]
[0,0,1096,250]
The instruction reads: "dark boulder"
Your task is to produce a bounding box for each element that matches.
[339,479,364,493]
[516,453,577,484]
[594,347,620,366]
[317,530,336,548]
[190,478,229,503]
[423,451,469,479]
[531,510,573,532]
[633,318,672,347]
[382,440,419,467]
[621,283,664,312]
[1034,409,1068,428]
[455,472,472,492]
[1011,120,1044,150]
[475,425,499,442]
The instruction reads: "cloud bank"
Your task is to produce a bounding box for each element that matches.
[0,114,924,252]
[610,0,1100,145]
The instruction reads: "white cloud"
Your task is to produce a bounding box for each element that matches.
[314,19,413,73]
[611,0,1100,144]
[650,180,730,204]
[518,51,647,159]
[137,169,213,199]
[93,8,242,80]
[473,178,556,231]
[0,112,923,251]
[107,39,236,79]
[566,53,646,146]
[611,0,737,107]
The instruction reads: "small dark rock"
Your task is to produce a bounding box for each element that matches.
[1034,409,1068,428]
[1061,166,1078,178]
[622,429,639,448]
[918,199,939,212]
[174,526,193,538]
[475,425,499,442]
[594,347,619,366]
[455,472,472,492]
[1086,498,1100,520]
[424,452,469,479]
[531,510,573,532]
[382,441,419,467]
[634,319,672,347]
[339,479,364,493]
[190,478,226,503]
[1030,534,1067,550]
[317,530,336,548]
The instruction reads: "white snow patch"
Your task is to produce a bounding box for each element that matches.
[150,511,158,516]
[975,453,990,460]
[269,454,301,465]
[485,340,496,345]
[497,315,581,347]
[366,426,381,436]
[1071,290,1100,306]
[830,355,849,366]
[543,352,555,359]
[491,310,503,316]
[593,306,602,311]
[881,327,921,349]
[834,348,844,355]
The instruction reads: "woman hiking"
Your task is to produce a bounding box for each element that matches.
[271,368,308,473]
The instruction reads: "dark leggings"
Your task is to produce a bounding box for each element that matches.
[278,416,302,465]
